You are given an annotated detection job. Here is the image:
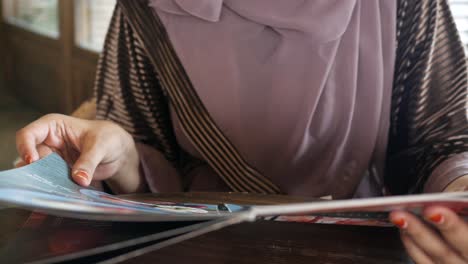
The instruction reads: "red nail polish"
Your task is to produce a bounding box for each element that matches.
[74,170,89,184]
[429,213,444,224]
[392,218,408,229]
[24,155,32,164]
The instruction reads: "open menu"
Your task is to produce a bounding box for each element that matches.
[0,153,467,224]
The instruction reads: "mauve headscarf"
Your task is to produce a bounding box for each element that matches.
[148,0,397,198]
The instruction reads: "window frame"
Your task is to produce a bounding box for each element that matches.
[1,0,114,56]
[74,0,115,52]
[2,0,60,39]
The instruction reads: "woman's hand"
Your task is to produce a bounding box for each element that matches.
[389,176,468,263]
[15,114,147,194]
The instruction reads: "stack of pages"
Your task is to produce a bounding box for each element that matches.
[0,154,467,263]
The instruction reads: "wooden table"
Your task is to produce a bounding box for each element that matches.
[0,193,412,264]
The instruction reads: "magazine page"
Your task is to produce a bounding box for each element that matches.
[1,153,467,225]
[0,154,248,222]
[253,192,468,223]
[267,212,393,227]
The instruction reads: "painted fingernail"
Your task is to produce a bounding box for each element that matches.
[429,213,445,225]
[74,170,89,185]
[391,218,408,229]
[24,155,33,164]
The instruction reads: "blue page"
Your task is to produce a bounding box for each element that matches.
[0,153,246,221]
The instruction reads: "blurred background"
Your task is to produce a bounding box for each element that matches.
[0,0,115,169]
[0,0,466,170]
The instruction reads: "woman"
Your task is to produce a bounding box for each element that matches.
[15,0,468,262]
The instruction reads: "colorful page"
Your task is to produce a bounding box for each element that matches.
[1,153,467,226]
[254,192,468,227]
[0,154,247,221]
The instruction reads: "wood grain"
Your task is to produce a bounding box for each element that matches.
[118,193,411,264]
[0,193,411,263]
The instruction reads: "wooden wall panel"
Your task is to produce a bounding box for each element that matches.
[6,26,64,112]
[71,52,98,108]
[1,0,100,114]
[0,2,6,92]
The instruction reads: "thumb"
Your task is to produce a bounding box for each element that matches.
[72,142,104,187]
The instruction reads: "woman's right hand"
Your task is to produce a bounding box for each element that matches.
[15,114,147,194]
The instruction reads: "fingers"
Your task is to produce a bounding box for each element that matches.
[16,114,71,163]
[15,145,56,168]
[400,232,435,264]
[17,115,130,188]
[390,211,466,264]
[14,159,27,168]
[71,138,105,187]
[16,120,48,163]
[37,144,54,159]
[424,206,468,260]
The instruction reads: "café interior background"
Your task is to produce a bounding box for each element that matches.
[0,0,467,170]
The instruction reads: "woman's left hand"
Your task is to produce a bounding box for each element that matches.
[389,176,468,264]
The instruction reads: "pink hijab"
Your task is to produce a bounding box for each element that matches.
[148,0,397,198]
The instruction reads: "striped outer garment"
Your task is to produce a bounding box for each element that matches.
[94,0,468,195]
[386,0,468,194]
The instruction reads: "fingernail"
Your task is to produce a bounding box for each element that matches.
[24,155,33,164]
[73,170,89,185]
[428,213,445,225]
[391,218,408,229]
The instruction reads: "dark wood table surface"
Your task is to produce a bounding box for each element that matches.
[0,193,412,264]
